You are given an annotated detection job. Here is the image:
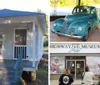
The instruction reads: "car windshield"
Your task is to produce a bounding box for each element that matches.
[72,6,90,14]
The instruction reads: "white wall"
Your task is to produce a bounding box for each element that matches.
[26,22,34,60]
[0,25,13,59]
[33,22,44,60]
[38,27,44,60]
[35,17,44,61]
[32,19,44,67]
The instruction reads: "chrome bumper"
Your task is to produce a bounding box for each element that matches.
[51,30,83,39]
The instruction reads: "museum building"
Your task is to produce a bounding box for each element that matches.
[50,43,100,80]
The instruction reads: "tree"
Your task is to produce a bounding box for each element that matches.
[78,0,81,6]
[50,0,100,7]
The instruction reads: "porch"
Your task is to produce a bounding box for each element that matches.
[0,23,32,59]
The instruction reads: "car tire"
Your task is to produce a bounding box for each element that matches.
[82,32,88,41]
[56,31,61,37]
[57,33,61,37]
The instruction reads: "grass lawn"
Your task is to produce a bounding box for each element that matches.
[27,56,48,85]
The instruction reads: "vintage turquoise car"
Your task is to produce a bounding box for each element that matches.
[52,6,99,41]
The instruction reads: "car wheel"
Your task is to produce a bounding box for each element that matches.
[57,33,61,37]
[82,32,88,41]
[56,31,61,37]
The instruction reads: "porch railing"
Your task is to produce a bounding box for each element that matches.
[14,48,24,82]
[14,45,27,59]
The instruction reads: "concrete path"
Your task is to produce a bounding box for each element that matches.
[50,80,98,85]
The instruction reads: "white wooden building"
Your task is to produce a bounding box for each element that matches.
[0,9,47,84]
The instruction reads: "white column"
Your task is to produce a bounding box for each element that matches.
[27,24,31,59]
[32,23,36,67]
[38,27,44,61]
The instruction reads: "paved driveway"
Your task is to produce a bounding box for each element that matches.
[50,22,100,42]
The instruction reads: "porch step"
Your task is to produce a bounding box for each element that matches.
[0,60,23,85]
[0,81,15,85]
[0,66,22,71]
[0,71,22,77]
[0,76,17,85]
[0,70,22,85]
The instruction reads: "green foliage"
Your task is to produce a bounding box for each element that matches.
[44,33,48,52]
[27,56,48,85]
[44,40,48,47]
[50,0,100,7]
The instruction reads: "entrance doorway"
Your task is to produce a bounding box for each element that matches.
[66,60,85,79]
[14,29,27,59]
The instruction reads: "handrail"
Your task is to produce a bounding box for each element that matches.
[13,48,24,82]
[14,49,23,70]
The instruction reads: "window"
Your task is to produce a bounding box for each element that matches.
[91,9,96,14]
[73,7,90,14]
[15,29,26,45]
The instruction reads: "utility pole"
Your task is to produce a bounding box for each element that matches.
[78,0,81,6]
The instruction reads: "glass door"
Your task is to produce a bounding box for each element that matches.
[67,61,75,79]
[66,60,85,79]
[76,61,85,79]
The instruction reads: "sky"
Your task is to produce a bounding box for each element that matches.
[0,0,50,14]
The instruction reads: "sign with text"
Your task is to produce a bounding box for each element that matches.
[50,43,100,53]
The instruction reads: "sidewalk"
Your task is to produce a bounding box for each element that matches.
[50,80,98,85]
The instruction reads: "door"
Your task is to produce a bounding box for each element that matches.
[67,61,75,79]
[14,29,27,59]
[76,61,85,79]
[66,60,85,79]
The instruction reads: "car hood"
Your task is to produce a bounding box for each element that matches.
[65,14,91,23]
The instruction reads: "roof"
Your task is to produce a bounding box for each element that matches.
[75,6,95,9]
[0,9,44,18]
[0,9,47,34]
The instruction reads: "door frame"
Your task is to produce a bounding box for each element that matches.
[66,59,85,79]
[13,27,28,60]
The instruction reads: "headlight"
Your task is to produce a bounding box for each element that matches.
[78,26,82,31]
[53,23,56,27]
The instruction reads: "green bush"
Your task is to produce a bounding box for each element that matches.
[44,39,48,47]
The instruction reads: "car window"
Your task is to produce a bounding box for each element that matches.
[91,9,96,14]
[72,7,90,14]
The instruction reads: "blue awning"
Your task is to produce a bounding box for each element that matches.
[0,9,44,18]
